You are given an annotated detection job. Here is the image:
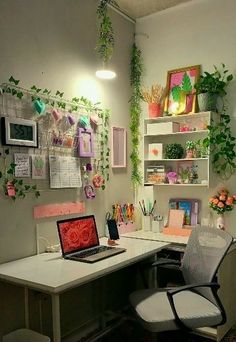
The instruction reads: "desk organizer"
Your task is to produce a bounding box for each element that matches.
[163,226,192,236]
[118,222,136,234]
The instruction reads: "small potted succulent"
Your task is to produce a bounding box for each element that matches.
[185,141,196,158]
[166,171,178,184]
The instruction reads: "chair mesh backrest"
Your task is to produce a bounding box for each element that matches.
[181,227,233,303]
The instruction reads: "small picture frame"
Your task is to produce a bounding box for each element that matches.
[1,116,38,147]
[164,65,200,115]
[78,128,94,157]
[111,126,126,168]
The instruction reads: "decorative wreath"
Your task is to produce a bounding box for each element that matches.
[92,173,104,188]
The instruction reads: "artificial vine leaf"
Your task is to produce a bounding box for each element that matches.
[171,85,181,102]
[181,72,192,92]
[9,76,19,85]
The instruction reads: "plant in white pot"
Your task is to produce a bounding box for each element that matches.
[194,63,233,112]
[185,140,196,158]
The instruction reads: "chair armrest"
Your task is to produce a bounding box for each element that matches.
[167,282,220,295]
[152,259,181,268]
[166,282,224,330]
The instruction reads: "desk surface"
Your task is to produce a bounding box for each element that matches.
[122,230,189,245]
[0,237,169,294]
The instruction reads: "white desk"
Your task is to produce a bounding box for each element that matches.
[0,237,169,342]
[122,230,189,245]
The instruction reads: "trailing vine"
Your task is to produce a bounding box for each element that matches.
[1,76,110,189]
[96,0,118,64]
[204,100,236,180]
[130,43,143,187]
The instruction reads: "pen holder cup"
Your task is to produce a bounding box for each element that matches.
[142,215,152,231]
[152,220,163,233]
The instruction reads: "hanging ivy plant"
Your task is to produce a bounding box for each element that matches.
[98,108,110,189]
[96,0,118,64]
[204,101,236,180]
[130,43,143,187]
[1,76,110,189]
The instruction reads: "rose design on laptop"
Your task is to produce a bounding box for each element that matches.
[60,217,98,253]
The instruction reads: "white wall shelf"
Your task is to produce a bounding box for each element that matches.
[143,112,212,187]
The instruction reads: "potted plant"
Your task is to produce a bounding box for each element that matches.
[166,171,177,184]
[141,84,166,118]
[185,140,196,158]
[194,63,233,112]
[165,143,184,159]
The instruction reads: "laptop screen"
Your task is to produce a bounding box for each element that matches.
[57,215,99,255]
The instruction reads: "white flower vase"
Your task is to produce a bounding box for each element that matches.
[216,214,225,230]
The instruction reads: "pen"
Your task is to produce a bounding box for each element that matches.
[150,200,157,215]
[142,199,147,216]
[139,201,145,215]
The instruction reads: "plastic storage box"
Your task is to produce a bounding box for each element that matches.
[146,122,179,135]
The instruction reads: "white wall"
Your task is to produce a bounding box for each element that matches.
[0,1,134,337]
[0,0,134,264]
[136,0,236,235]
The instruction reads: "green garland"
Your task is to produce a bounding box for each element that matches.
[96,0,118,64]
[1,76,110,190]
[130,43,143,187]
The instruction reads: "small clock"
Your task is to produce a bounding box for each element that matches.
[1,117,38,147]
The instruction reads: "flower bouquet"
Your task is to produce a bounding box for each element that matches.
[209,188,236,230]
[209,188,236,214]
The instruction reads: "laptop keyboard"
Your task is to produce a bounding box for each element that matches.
[76,245,113,258]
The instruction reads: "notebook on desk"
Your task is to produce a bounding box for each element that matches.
[57,215,126,263]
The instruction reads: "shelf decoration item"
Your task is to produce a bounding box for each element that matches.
[148,143,163,160]
[185,140,196,158]
[146,121,179,135]
[166,171,177,184]
[194,63,233,112]
[165,143,184,159]
[209,188,236,230]
[146,165,165,184]
[164,65,200,115]
[141,84,165,118]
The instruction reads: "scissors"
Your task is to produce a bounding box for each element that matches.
[105,212,112,221]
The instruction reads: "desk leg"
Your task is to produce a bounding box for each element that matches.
[51,294,61,342]
[24,288,29,329]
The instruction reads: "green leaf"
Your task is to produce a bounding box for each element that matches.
[171,85,181,102]
[181,72,192,92]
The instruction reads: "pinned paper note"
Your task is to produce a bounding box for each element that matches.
[14,153,30,177]
[32,155,46,179]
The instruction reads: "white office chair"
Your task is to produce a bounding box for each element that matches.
[130,227,233,338]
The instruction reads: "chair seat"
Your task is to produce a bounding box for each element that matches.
[130,288,222,333]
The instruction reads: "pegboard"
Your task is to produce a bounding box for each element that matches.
[0,84,106,195]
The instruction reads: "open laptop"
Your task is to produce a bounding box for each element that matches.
[57,215,126,263]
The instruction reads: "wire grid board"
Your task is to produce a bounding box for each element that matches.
[0,91,102,192]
